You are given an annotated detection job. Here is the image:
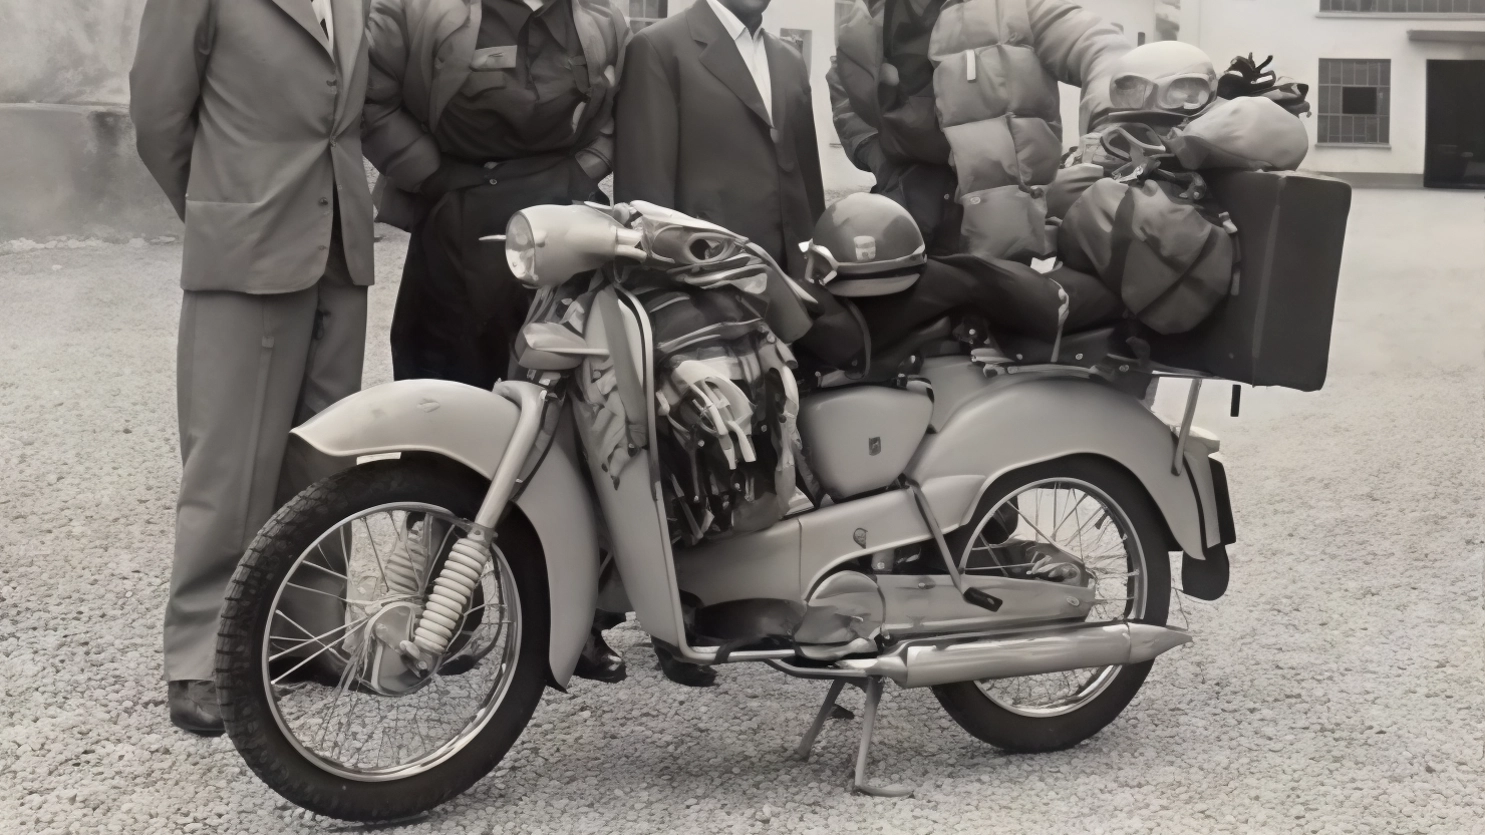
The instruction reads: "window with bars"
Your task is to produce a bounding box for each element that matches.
[780,28,812,67]
[1317,59,1391,145]
[1321,0,1485,12]
[629,0,668,33]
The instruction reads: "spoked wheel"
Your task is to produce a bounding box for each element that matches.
[934,456,1170,753]
[217,458,549,821]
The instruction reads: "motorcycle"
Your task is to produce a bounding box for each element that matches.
[215,198,1266,822]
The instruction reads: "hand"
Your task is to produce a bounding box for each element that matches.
[859,137,889,179]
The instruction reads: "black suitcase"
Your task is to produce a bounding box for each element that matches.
[1145,170,1352,391]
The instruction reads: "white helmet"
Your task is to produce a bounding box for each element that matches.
[1109,42,1218,122]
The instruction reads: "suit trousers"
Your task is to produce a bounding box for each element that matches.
[390,155,598,388]
[164,267,367,682]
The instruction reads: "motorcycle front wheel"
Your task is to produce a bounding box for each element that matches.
[933,456,1172,753]
[216,456,549,821]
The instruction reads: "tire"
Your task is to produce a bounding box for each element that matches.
[216,457,549,821]
[932,455,1171,754]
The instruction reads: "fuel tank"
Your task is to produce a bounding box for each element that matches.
[797,386,934,499]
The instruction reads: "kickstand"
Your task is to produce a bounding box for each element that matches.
[852,677,913,798]
[793,679,847,760]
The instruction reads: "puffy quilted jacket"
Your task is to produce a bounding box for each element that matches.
[830,0,1129,260]
[362,0,629,230]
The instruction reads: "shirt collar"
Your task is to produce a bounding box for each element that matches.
[707,0,763,42]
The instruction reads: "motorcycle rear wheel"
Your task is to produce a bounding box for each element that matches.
[933,456,1171,753]
[216,457,549,821]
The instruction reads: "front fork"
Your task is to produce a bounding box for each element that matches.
[397,380,555,671]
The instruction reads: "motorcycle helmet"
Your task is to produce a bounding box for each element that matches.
[806,193,927,297]
[1108,41,1219,125]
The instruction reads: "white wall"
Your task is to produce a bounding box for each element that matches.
[0,0,148,105]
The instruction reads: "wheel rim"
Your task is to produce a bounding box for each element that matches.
[260,503,523,781]
[959,478,1148,718]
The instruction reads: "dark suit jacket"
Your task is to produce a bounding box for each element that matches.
[614,0,825,275]
[130,0,375,292]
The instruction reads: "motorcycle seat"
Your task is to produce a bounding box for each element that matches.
[852,256,1126,349]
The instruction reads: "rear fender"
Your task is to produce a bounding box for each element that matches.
[291,379,599,688]
[905,374,1221,563]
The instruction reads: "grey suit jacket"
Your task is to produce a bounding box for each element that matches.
[130,0,375,293]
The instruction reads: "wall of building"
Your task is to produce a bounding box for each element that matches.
[0,0,173,239]
[0,0,146,106]
[1180,0,1485,178]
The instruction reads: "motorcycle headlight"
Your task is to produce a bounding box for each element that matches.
[1111,75,1157,110]
[1159,75,1216,112]
[506,213,537,283]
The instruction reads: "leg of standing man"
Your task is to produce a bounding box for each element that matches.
[132,0,378,734]
[166,254,366,733]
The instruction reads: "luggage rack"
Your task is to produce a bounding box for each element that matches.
[1103,353,1231,477]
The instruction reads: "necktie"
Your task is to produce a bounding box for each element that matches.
[310,0,334,54]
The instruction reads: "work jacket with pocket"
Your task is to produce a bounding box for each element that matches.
[362,0,628,230]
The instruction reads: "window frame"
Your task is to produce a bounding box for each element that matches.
[1317,58,1393,147]
[1320,0,1485,14]
[629,0,669,33]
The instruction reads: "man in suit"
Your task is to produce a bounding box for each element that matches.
[131,0,375,735]
[614,0,824,687]
[615,0,824,279]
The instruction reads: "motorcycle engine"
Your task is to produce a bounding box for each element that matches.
[634,282,802,545]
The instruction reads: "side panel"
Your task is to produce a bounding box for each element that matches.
[290,379,601,687]
[797,387,934,498]
[672,475,982,607]
[585,453,686,647]
[577,287,692,650]
[906,375,1209,558]
[516,423,601,687]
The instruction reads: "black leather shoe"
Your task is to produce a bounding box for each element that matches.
[573,628,627,683]
[654,646,717,688]
[168,680,224,737]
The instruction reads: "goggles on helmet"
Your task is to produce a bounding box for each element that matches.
[1111,72,1216,114]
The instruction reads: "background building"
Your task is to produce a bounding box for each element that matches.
[1175,0,1485,188]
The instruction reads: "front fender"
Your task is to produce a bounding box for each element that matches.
[292,379,599,688]
[906,374,1214,561]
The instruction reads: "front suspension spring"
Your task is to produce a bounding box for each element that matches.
[406,531,491,660]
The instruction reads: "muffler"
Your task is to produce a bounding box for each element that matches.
[840,622,1192,688]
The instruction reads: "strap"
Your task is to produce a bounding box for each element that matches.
[842,297,872,379]
[1103,186,1141,300]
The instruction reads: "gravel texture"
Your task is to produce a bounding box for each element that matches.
[0,190,1481,834]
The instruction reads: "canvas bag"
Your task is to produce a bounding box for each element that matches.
[1059,177,1236,335]
[631,281,801,543]
[1165,96,1310,172]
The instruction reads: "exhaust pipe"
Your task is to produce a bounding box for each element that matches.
[840,623,1192,689]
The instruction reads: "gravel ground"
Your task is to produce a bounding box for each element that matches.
[0,190,1481,835]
